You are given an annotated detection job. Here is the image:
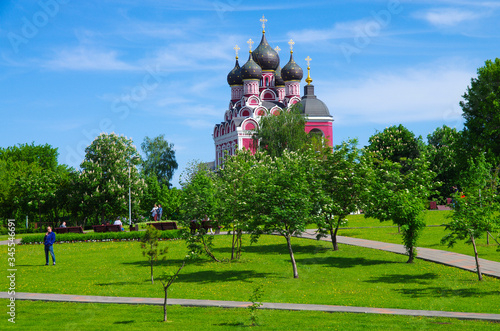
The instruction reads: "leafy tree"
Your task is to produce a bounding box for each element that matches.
[426,125,462,199]
[365,124,423,173]
[140,225,168,284]
[441,155,499,281]
[362,142,436,263]
[139,174,161,220]
[249,148,319,278]
[158,186,182,220]
[461,58,500,166]
[180,161,221,262]
[141,135,178,188]
[252,106,309,157]
[157,262,185,322]
[80,133,142,224]
[316,139,364,250]
[217,149,259,260]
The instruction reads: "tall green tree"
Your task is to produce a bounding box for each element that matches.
[426,125,462,199]
[362,154,435,263]
[249,148,320,278]
[217,149,259,260]
[80,133,142,224]
[180,161,220,262]
[141,135,178,188]
[252,106,309,158]
[316,139,364,251]
[441,155,499,281]
[461,58,500,166]
[365,124,423,173]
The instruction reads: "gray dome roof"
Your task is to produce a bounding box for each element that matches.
[240,52,262,80]
[281,52,303,82]
[275,65,285,86]
[227,58,243,85]
[298,85,331,117]
[252,33,279,71]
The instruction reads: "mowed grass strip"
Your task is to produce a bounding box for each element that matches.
[5,235,500,314]
[1,300,499,330]
[336,211,500,262]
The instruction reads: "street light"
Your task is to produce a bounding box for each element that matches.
[128,156,140,225]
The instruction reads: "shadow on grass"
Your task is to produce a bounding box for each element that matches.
[216,322,246,327]
[96,281,142,286]
[175,269,274,284]
[113,320,134,324]
[122,258,200,267]
[296,256,397,269]
[396,286,500,298]
[365,272,439,285]
[213,243,330,256]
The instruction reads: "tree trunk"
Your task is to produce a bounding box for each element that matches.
[200,235,220,262]
[406,246,414,264]
[150,260,154,284]
[285,235,299,278]
[470,233,483,281]
[231,224,236,260]
[163,287,168,322]
[330,226,338,251]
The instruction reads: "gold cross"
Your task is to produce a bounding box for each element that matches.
[305,56,312,67]
[247,39,254,52]
[234,45,240,58]
[288,39,295,51]
[260,15,267,32]
[274,46,281,54]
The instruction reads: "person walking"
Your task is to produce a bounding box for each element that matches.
[44,226,56,266]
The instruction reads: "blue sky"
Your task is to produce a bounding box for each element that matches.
[1,0,499,186]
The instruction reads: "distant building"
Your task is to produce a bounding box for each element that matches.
[213,16,333,167]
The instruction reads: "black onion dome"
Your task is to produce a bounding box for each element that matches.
[281,52,303,81]
[227,59,243,85]
[252,33,279,71]
[240,52,262,80]
[275,65,285,86]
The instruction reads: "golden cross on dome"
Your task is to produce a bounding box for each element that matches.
[305,56,312,67]
[288,39,295,52]
[260,15,267,33]
[274,46,281,54]
[234,45,240,59]
[305,55,313,85]
[247,38,254,52]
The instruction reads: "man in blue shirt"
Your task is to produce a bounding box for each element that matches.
[44,226,56,265]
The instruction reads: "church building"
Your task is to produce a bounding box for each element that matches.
[213,16,334,167]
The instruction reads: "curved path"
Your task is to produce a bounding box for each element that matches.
[298,230,500,279]
[1,292,500,321]
[2,232,500,321]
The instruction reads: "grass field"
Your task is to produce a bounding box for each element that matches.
[4,235,500,313]
[2,300,500,330]
[333,211,500,262]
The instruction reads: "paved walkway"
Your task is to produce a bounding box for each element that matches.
[2,292,500,321]
[299,230,500,279]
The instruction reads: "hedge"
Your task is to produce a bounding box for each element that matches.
[20,229,183,245]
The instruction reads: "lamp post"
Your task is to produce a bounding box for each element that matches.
[128,156,140,225]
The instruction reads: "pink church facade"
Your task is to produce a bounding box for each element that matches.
[213,20,333,168]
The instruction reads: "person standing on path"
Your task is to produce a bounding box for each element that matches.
[151,204,158,221]
[44,227,56,265]
[157,204,163,222]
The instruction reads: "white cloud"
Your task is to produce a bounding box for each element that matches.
[319,62,474,126]
[415,8,481,27]
[44,47,138,71]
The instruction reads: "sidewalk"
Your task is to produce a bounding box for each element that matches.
[299,230,500,279]
[2,292,500,321]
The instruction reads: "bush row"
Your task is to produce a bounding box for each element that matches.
[20,229,183,244]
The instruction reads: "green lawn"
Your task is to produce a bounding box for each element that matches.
[2,300,499,330]
[4,235,500,315]
[333,211,500,262]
